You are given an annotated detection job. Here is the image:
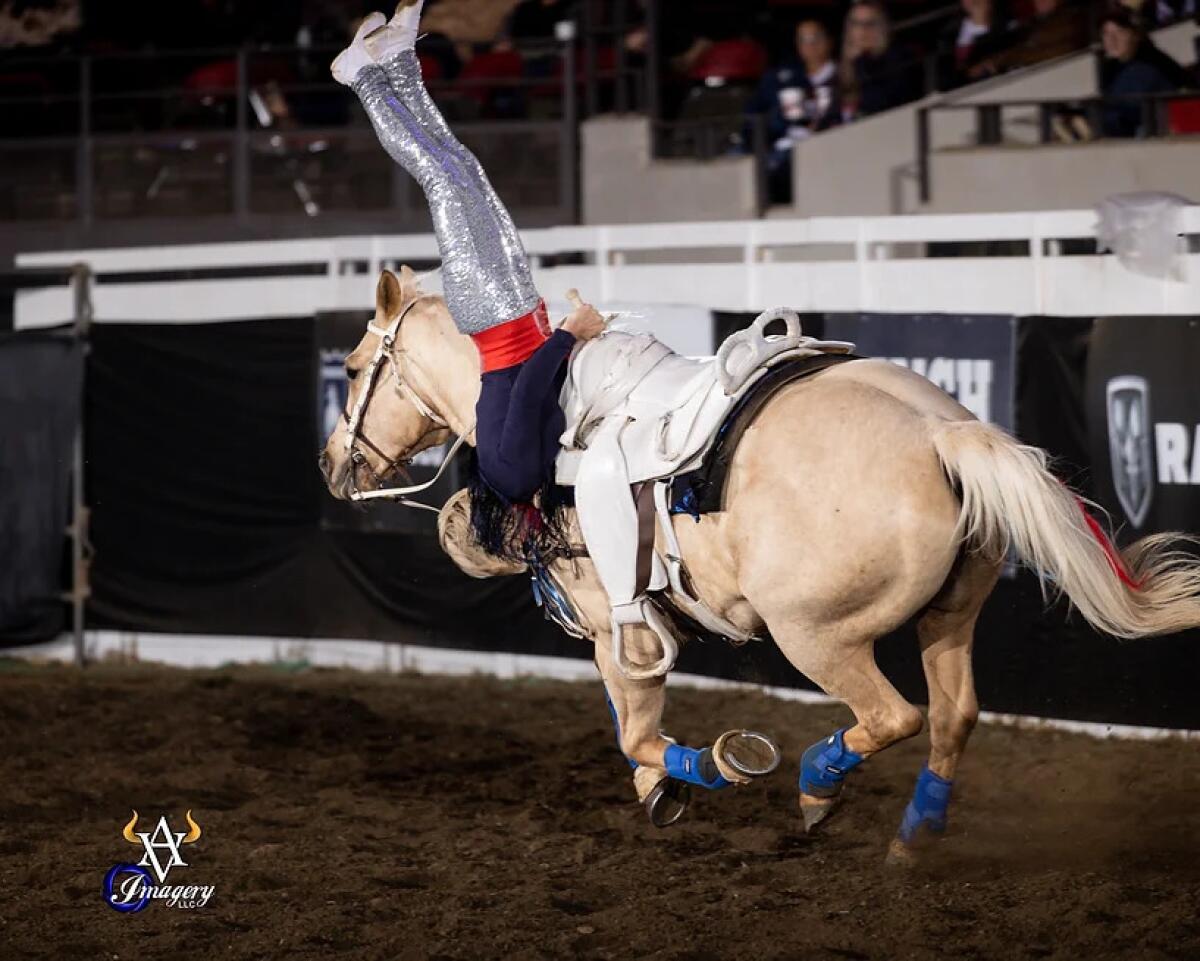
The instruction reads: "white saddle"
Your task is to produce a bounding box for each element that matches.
[555,308,853,486]
[548,307,854,680]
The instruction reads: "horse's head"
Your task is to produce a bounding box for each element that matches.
[319,266,477,500]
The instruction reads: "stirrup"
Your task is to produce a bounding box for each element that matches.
[611,598,679,680]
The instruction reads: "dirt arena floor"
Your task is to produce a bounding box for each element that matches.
[1,660,1198,961]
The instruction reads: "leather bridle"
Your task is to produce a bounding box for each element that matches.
[341,298,471,511]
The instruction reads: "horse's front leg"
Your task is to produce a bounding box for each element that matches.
[594,626,779,826]
[593,627,692,825]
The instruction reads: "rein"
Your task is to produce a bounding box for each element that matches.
[342,297,473,512]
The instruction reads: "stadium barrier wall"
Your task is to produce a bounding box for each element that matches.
[3,310,1195,728]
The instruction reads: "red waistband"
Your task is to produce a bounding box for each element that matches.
[470,300,551,373]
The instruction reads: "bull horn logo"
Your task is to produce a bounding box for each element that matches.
[121,809,202,844]
[183,810,202,844]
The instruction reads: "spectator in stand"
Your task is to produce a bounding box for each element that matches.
[505,0,571,43]
[746,19,841,203]
[975,0,1090,76]
[935,0,1020,90]
[0,0,79,48]
[839,0,922,119]
[494,0,568,88]
[1099,7,1187,136]
[658,1,766,77]
[1115,0,1196,29]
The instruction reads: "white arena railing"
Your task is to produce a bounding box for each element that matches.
[14,207,1200,330]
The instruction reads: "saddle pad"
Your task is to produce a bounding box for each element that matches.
[679,352,863,514]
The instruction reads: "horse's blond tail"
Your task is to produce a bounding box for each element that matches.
[930,418,1200,639]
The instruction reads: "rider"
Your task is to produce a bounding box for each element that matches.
[333,2,606,515]
[333,1,681,681]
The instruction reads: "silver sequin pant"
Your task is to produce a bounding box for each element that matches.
[351,52,540,335]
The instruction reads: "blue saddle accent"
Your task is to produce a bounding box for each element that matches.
[668,483,701,522]
[664,744,731,790]
[896,765,954,844]
[799,728,864,798]
[604,692,637,769]
[529,557,586,638]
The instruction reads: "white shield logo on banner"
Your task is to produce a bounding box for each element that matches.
[1106,375,1153,528]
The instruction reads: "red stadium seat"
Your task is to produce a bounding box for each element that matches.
[184,60,239,93]
[184,56,295,94]
[459,49,525,104]
[687,39,768,83]
[418,53,444,82]
[1167,97,1200,135]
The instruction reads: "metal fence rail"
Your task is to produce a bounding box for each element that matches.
[916,89,1200,203]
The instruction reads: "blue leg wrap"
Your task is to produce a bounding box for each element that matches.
[799,728,865,798]
[604,692,637,769]
[896,765,954,844]
[664,744,731,790]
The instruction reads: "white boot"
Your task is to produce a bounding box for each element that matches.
[331,12,386,86]
[366,0,425,61]
[575,418,679,681]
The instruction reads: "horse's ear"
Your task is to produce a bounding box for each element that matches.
[376,269,403,319]
[397,264,420,294]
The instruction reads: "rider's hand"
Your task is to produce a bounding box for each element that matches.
[562,289,607,342]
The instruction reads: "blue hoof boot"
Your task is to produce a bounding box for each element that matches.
[799,728,864,798]
[896,765,954,845]
[664,744,731,790]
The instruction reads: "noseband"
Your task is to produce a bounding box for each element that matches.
[342,298,470,510]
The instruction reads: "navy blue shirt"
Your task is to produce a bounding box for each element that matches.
[475,328,576,503]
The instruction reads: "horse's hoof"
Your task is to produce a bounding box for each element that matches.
[799,791,839,833]
[885,838,918,868]
[645,777,690,828]
[713,730,782,784]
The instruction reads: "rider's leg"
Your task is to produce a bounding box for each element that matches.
[368,5,536,308]
[335,12,539,337]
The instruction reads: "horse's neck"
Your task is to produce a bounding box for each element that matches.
[426,314,482,442]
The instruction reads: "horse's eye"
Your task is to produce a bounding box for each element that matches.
[345,367,359,382]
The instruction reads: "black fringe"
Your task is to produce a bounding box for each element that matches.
[466,453,575,566]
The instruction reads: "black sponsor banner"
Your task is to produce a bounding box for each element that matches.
[316,312,466,535]
[1086,316,1200,539]
[0,332,82,643]
[1014,317,1095,490]
[83,317,567,655]
[48,311,1200,727]
[823,313,1017,430]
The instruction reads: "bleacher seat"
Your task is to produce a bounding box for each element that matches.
[1167,97,1200,135]
[688,39,768,85]
[418,53,445,83]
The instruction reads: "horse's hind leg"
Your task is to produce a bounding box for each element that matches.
[888,553,1000,864]
[770,625,925,833]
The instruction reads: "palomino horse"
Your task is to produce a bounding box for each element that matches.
[320,268,1200,861]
